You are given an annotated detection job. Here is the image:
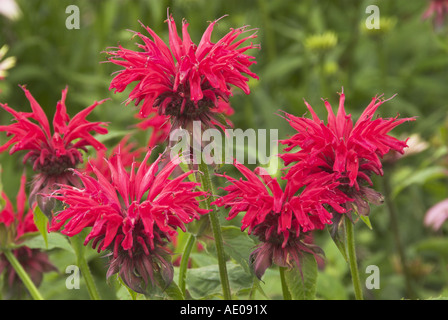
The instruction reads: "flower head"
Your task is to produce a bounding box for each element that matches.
[0,86,109,215]
[280,89,415,215]
[49,149,209,294]
[212,161,350,278]
[0,173,57,298]
[107,11,258,129]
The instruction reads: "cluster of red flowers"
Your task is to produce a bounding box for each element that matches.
[213,89,414,278]
[0,8,416,297]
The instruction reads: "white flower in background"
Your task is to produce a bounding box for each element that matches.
[0,0,21,20]
[0,45,16,80]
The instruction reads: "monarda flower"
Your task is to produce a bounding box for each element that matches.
[0,173,57,299]
[212,161,351,279]
[49,149,210,294]
[0,86,108,217]
[422,0,448,29]
[107,11,258,130]
[279,89,415,217]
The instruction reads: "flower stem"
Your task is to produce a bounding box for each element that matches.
[279,266,292,300]
[382,168,416,299]
[198,161,231,300]
[3,249,44,300]
[70,234,101,300]
[345,216,364,300]
[178,233,196,297]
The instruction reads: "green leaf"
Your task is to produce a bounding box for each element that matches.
[359,215,373,230]
[163,279,185,300]
[186,262,254,299]
[284,253,318,300]
[33,206,49,248]
[221,226,257,273]
[19,232,73,253]
[328,217,348,262]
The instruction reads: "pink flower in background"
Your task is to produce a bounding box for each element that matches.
[212,161,351,278]
[0,173,57,298]
[0,86,109,216]
[422,0,448,28]
[135,109,171,148]
[107,11,258,129]
[83,135,144,181]
[49,149,209,293]
[280,89,415,216]
[424,199,448,231]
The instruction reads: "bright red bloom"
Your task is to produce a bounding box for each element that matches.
[49,149,209,293]
[0,173,57,298]
[107,12,258,128]
[0,86,109,215]
[279,90,415,215]
[212,161,351,278]
[422,0,448,28]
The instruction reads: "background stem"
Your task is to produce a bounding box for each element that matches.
[3,249,44,300]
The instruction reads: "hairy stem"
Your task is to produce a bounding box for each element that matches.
[345,216,363,300]
[279,266,292,300]
[198,161,231,300]
[70,234,101,300]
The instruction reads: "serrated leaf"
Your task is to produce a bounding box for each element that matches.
[221,226,257,273]
[33,205,49,248]
[284,252,318,300]
[186,262,254,299]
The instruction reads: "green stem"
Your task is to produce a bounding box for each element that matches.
[198,161,231,300]
[178,233,196,297]
[70,234,101,300]
[3,249,44,300]
[279,266,292,300]
[345,216,363,300]
[382,168,416,299]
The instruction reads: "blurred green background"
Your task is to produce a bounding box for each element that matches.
[1,0,448,300]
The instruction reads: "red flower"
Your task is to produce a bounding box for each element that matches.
[279,90,415,215]
[0,173,57,298]
[212,161,350,278]
[49,149,210,293]
[107,11,258,128]
[0,86,109,215]
[422,0,448,28]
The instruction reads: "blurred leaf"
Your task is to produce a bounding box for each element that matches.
[392,166,448,198]
[414,237,448,257]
